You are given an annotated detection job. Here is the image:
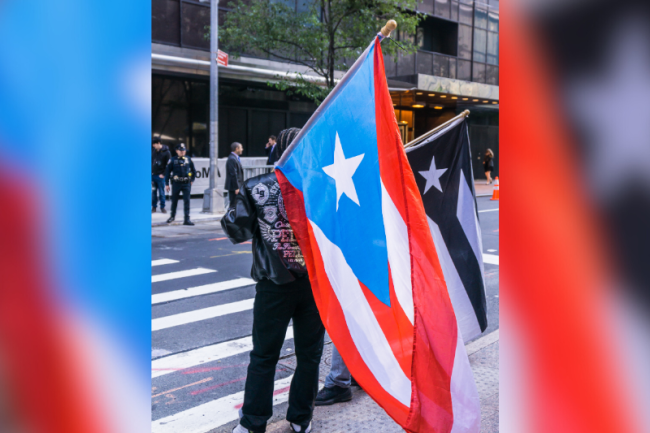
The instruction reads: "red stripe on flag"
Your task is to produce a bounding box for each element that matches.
[358,271,413,378]
[276,171,410,427]
[373,37,458,432]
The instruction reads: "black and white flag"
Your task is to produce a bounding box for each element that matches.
[405,115,488,341]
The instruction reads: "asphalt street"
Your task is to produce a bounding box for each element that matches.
[151,196,499,432]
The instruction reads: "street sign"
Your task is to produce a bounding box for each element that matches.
[217,50,228,67]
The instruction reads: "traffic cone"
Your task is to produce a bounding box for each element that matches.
[490,177,499,201]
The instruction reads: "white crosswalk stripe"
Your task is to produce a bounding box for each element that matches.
[152,267,216,283]
[152,375,295,433]
[152,258,179,267]
[483,253,499,265]
[152,278,256,305]
[152,326,294,378]
[152,298,255,331]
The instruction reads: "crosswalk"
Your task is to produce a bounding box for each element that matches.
[152,247,500,433]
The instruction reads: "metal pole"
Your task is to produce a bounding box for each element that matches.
[203,0,224,213]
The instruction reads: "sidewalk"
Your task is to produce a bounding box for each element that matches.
[214,331,499,433]
[152,181,494,227]
[152,198,225,227]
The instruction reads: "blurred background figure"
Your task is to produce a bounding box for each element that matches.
[165,143,196,225]
[503,0,650,432]
[152,137,170,213]
[226,142,244,208]
[265,135,277,165]
[484,148,495,184]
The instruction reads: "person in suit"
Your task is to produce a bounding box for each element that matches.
[226,142,244,207]
[264,135,277,165]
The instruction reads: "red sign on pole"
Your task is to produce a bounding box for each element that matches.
[217,50,228,67]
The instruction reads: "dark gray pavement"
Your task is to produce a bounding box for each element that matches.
[151,196,499,432]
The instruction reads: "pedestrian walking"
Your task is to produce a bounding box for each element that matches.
[222,128,323,433]
[164,143,196,226]
[484,149,495,184]
[265,135,277,166]
[225,142,244,208]
[152,137,171,213]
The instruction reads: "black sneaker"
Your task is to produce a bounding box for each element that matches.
[350,376,359,387]
[166,216,175,223]
[314,385,352,406]
[183,220,195,226]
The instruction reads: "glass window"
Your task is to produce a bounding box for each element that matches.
[451,1,459,21]
[181,2,210,50]
[472,61,486,83]
[488,10,499,32]
[435,0,450,19]
[474,6,488,29]
[419,0,434,15]
[473,28,487,63]
[486,65,498,85]
[487,31,498,65]
[153,0,180,45]
[458,24,472,59]
[459,0,473,4]
[459,3,473,25]
[417,51,433,75]
[384,54,397,77]
[449,57,457,79]
[457,59,471,81]
[433,54,450,77]
[397,51,416,76]
[489,0,499,8]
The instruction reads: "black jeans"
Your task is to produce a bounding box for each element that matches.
[240,277,325,432]
[170,182,191,219]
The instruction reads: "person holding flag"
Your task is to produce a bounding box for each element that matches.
[273,21,481,432]
[221,128,324,433]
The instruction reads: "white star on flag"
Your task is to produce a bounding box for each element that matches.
[419,156,448,194]
[322,132,365,211]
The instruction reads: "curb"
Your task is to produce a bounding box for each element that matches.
[151,214,224,227]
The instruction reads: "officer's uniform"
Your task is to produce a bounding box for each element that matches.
[164,144,197,225]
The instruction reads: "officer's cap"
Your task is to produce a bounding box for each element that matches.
[176,143,187,151]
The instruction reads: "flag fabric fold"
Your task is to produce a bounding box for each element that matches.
[275,35,480,433]
[405,116,488,342]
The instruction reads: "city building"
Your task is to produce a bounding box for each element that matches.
[152,0,499,178]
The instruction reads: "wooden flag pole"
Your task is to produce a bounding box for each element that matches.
[403,109,470,149]
[380,20,397,37]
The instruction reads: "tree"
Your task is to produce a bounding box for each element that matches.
[219,0,421,104]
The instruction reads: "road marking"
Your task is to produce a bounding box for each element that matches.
[483,254,499,265]
[210,251,251,258]
[152,278,256,305]
[152,268,216,283]
[478,208,499,213]
[152,327,294,378]
[152,299,255,331]
[152,259,179,267]
[151,377,213,399]
[209,237,228,241]
[466,329,499,356]
[151,375,294,433]
[487,249,497,252]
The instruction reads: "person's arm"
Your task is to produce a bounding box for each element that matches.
[189,159,197,183]
[164,160,172,191]
[220,185,257,243]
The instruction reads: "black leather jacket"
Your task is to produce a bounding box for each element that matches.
[221,172,307,285]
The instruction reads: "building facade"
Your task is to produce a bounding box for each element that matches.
[152,0,499,177]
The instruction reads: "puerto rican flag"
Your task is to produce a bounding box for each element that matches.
[275,35,480,432]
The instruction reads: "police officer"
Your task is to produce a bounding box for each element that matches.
[164,143,197,225]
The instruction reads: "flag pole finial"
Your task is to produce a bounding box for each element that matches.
[380,20,397,37]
